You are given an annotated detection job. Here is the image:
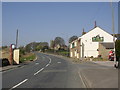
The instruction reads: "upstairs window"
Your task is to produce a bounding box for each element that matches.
[72,43,75,48]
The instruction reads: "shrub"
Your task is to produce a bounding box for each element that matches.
[2,58,10,67]
[115,40,120,61]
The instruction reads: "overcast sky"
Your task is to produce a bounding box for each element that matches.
[2,2,118,46]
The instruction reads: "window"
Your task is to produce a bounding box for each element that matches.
[72,43,75,48]
[75,41,77,46]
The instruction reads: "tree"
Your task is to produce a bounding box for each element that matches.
[50,40,55,49]
[54,37,65,46]
[69,36,78,43]
[19,46,25,55]
[35,45,43,51]
[25,42,49,52]
[25,42,37,52]
[2,46,8,49]
[41,46,49,52]
[115,39,120,60]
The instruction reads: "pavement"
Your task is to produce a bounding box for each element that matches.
[2,52,118,89]
[1,54,38,72]
[1,65,21,72]
[91,61,115,67]
[45,53,116,68]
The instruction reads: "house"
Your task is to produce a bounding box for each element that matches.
[54,44,67,50]
[70,39,80,58]
[70,25,115,59]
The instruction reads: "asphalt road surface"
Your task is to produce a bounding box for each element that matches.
[2,52,118,89]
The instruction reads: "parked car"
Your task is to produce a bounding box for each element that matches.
[108,50,114,61]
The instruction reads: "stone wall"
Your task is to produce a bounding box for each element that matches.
[70,39,80,59]
[99,43,113,59]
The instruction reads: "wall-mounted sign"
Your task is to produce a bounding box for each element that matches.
[11,44,16,49]
[92,35,104,42]
[13,49,20,64]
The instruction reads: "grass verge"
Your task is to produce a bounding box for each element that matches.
[20,53,36,62]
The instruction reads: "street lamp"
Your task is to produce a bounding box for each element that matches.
[110,1,117,67]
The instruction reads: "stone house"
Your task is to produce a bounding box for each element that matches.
[54,44,67,50]
[70,39,80,59]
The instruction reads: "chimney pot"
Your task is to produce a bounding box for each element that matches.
[95,21,97,28]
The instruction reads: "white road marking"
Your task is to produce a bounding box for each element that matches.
[78,72,86,88]
[33,55,38,62]
[10,79,28,90]
[46,56,51,64]
[33,56,52,76]
[49,58,51,64]
[45,64,49,67]
[34,68,44,75]
[35,63,39,65]
[57,62,61,63]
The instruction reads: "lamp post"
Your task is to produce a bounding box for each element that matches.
[110,1,117,67]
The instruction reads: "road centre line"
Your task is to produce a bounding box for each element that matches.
[45,64,49,67]
[34,56,51,75]
[10,79,28,90]
[78,71,86,88]
[34,68,44,75]
[46,56,51,64]
[33,56,52,76]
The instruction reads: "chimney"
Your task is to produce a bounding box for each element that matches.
[94,21,97,28]
[82,28,86,35]
[83,28,84,33]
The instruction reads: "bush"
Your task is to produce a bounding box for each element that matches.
[115,40,120,61]
[2,58,10,67]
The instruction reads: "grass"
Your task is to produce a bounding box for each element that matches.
[20,53,36,62]
[92,58,109,61]
[45,49,70,57]
[59,51,69,54]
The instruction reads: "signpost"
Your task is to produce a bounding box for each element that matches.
[9,30,20,65]
[9,44,16,65]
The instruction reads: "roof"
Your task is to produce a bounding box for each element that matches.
[70,38,78,44]
[100,42,114,49]
[70,26,115,44]
[78,26,113,39]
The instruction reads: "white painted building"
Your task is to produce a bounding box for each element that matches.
[70,26,115,58]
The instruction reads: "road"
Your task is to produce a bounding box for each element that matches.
[2,52,118,89]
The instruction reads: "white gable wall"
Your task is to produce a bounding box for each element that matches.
[79,27,114,58]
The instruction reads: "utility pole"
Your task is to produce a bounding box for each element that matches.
[16,29,18,48]
[110,1,117,67]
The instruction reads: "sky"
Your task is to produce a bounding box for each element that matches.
[2,2,118,46]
